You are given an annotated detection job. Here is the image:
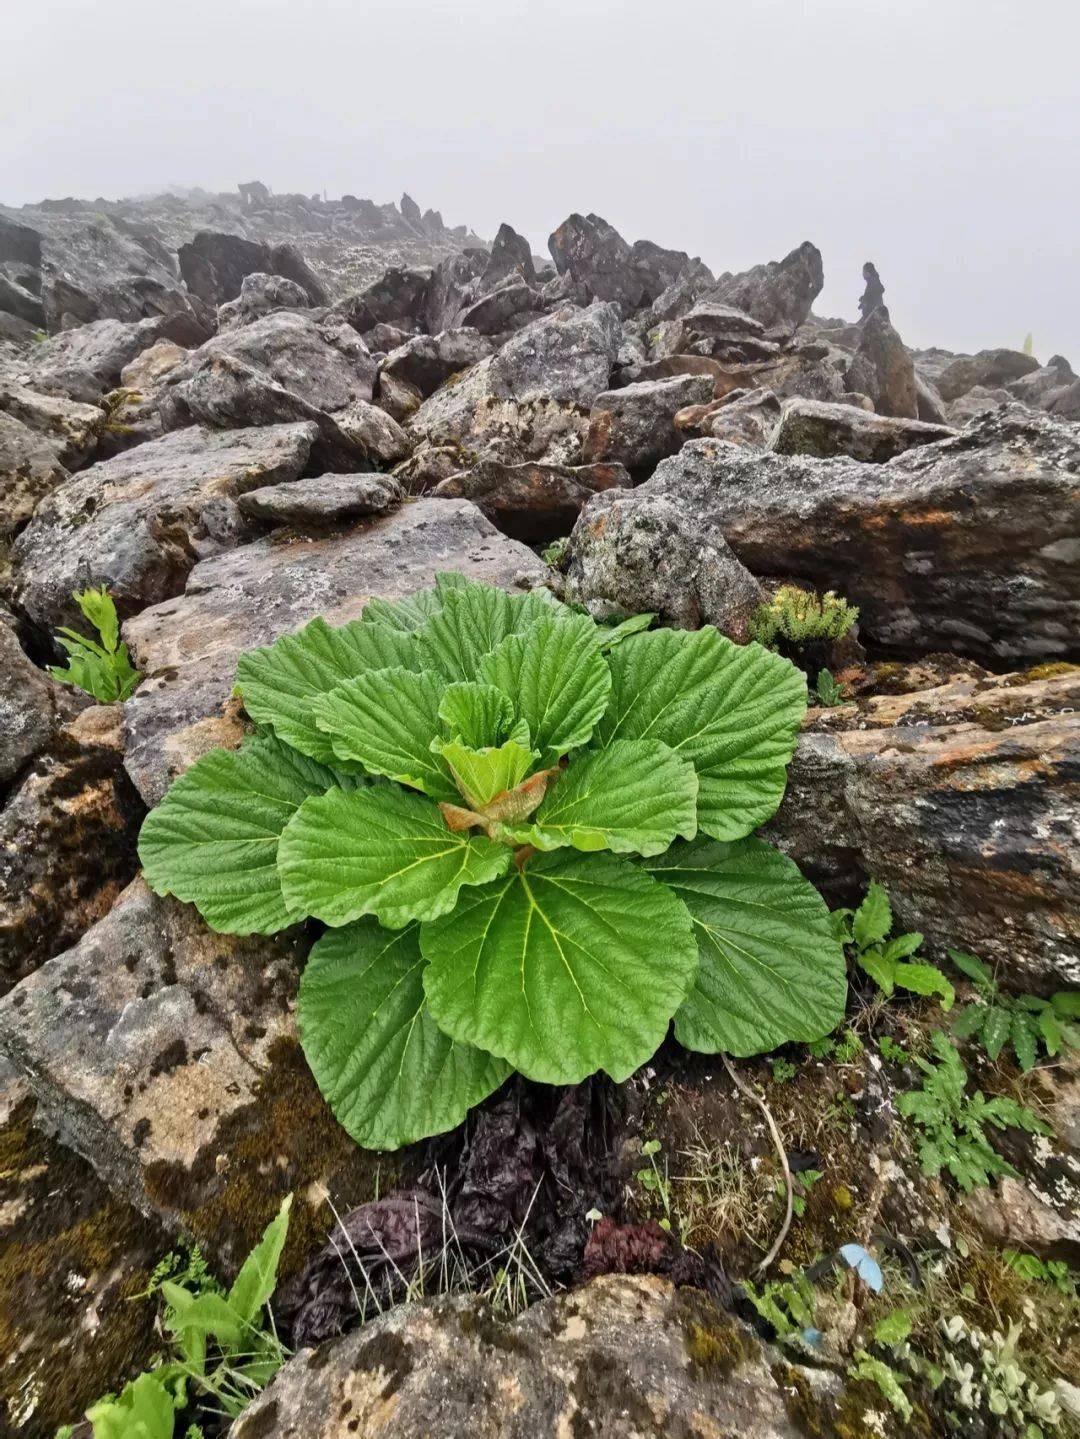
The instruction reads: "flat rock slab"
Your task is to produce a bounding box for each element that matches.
[122,497,546,804]
[614,405,1080,662]
[233,1275,820,1439]
[11,421,318,632]
[770,397,955,461]
[0,879,402,1276]
[238,473,402,526]
[432,458,627,543]
[768,669,1080,988]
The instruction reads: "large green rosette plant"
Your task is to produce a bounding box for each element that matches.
[139,574,846,1149]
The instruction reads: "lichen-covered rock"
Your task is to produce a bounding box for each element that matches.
[433,457,626,543]
[238,473,402,526]
[0,619,75,786]
[0,383,102,470]
[408,302,622,464]
[216,271,312,332]
[563,484,763,638]
[324,398,410,465]
[380,327,492,398]
[845,310,919,418]
[178,231,327,309]
[583,374,714,472]
[13,315,198,402]
[770,398,955,461]
[121,498,547,803]
[706,240,824,335]
[627,407,1080,663]
[0,879,401,1275]
[768,668,1080,987]
[232,1275,820,1439]
[936,346,1041,401]
[0,704,142,988]
[547,214,689,315]
[12,421,318,632]
[675,388,783,448]
[0,409,71,536]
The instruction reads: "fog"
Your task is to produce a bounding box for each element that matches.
[3,0,1078,357]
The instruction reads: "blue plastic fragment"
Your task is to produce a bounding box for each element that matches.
[839,1243,883,1292]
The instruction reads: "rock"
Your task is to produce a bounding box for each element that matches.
[707,240,824,334]
[0,410,71,536]
[121,498,546,804]
[845,310,919,418]
[432,458,627,543]
[237,473,402,526]
[676,388,783,448]
[564,484,763,638]
[0,273,44,327]
[547,214,688,315]
[233,1275,816,1439]
[1006,355,1077,411]
[936,347,1042,402]
[678,303,781,363]
[768,668,1080,987]
[623,353,751,394]
[420,253,486,335]
[380,328,492,398]
[857,261,887,322]
[216,272,312,331]
[914,370,950,425]
[0,704,142,988]
[331,398,410,465]
[0,878,394,1272]
[18,315,203,402]
[119,339,188,393]
[1049,377,1080,421]
[30,217,189,333]
[377,369,424,424]
[0,620,73,787]
[0,383,102,470]
[481,222,536,289]
[754,346,849,405]
[408,302,621,465]
[177,231,326,309]
[159,311,377,427]
[391,440,472,493]
[457,276,540,336]
[583,374,714,472]
[963,1172,1080,1253]
[334,267,431,334]
[770,398,955,461]
[0,215,43,269]
[947,385,1011,426]
[399,192,423,228]
[604,406,1080,663]
[12,421,318,633]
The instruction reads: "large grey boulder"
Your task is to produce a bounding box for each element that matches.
[380,328,492,398]
[1006,355,1077,411]
[0,409,71,536]
[334,266,431,333]
[457,275,541,336]
[583,374,715,472]
[706,240,824,335]
[845,310,919,418]
[601,406,1079,663]
[936,347,1041,401]
[233,1275,817,1439]
[408,301,622,465]
[480,221,537,289]
[0,619,73,787]
[121,498,546,804]
[0,383,102,470]
[216,271,312,332]
[548,213,691,314]
[675,303,780,363]
[237,473,402,527]
[432,458,627,543]
[769,669,1080,989]
[177,231,327,308]
[770,398,955,461]
[12,421,318,633]
[563,483,763,639]
[675,388,783,449]
[13,314,204,402]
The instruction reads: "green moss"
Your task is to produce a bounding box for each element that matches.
[1004,661,1078,684]
[678,1291,755,1379]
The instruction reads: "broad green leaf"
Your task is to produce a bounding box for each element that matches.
[480,608,611,765]
[595,627,805,840]
[882,932,924,962]
[510,740,698,857]
[76,584,120,652]
[236,616,417,764]
[953,1003,987,1039]
[87,1372,176,1439]
[596,612,655,649]
[982,1007,1012,1061]
[163,1291,244,1346]
[362,585,443,631]
[277,784,513,928]
[417,582,536,681]
[138,734,349,934]
[227,1193,292,1326]
[435,737,537,808]
[858,947,896,996]
[298,921,511,1149]
[1051,992,1080,1019]
[421,851,698,1085]
[1011,1014,1038,1073]
[312,667,457,800]
[644,837,847,1057]
[438,681,517,747]
[853,881,892,949]
[893,961,955,1009]
[1039,1009,1064,1056]
[948,948,995,990]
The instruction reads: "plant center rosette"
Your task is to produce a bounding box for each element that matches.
[138,575,847,1149]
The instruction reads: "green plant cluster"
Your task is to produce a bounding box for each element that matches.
[139,575,848,1150]
[75,1196,291,1439]
[950,950,1080,1072]
[835,882,955,1008]
[49,586,140,702]
[749,585,859,650]
[897,1032,1050,1191]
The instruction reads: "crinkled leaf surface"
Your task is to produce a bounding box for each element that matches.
[421,850,698,1085]
[510,740,698,856]
[236,616,417,764]
[435,737,537,808]
[362,585,443,632]
[643,837,846,1055]
[438,681,517,748]
[596,627,805,840]
[139,733,351,934]
[277,784,513,928]
[480,608,612,766]
[298,921,511,1150]
[312,667,457,800]
[417,583,536,682]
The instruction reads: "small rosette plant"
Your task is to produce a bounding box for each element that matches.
[139,575,846,1149]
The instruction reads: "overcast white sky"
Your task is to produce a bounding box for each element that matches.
[3,0,1077,358]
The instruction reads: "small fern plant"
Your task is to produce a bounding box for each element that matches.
[138,574,847,1150]
[897,1032,1051,1191]
[834,882,954,1009]
[950,950,1080,1072]
[49,586,140,702]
